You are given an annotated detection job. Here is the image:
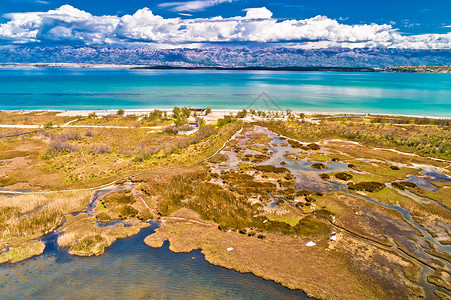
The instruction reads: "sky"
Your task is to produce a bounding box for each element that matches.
[0,0,450,49]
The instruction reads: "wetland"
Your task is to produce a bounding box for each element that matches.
[1,110,450,299]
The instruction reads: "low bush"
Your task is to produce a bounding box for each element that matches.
[348,182,385,192]
[392,181,417,190]
[48,139,79,154]
[254,165,290,173]
[335,172,353,181]
[311,163,327,170]
[59,132,82,141]
[320,173,330,180]
[302,143,321,151]
[162,125,178,135]
[91,143,112,154]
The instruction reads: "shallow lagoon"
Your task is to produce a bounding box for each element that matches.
[0,223,308,299]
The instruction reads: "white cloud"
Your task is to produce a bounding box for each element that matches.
[0,5,450,49]
[158,0,234,12]
[244,7,273,19]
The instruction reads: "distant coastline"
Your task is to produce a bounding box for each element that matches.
[1,63,450,73]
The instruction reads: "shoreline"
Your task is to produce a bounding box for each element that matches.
[1,108,450,120]
[0,63,450,73]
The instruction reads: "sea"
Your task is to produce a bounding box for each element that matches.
[1,68,450,299]
[0,68,450,117]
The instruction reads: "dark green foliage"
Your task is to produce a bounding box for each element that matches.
[221,172,254,181]
[348,182,385,192]
[96,212,111,221]
[175,115,188,127]
[241,154,270,163]
[181,107,191,118]
[118,205,138,218]
[287,140,302,148]
[172,107,182,119]
[296,190,323,197]
[392,181,417,190]
[236,109,248,119]
[208,153,228,164]
[292,215,331,238]
[335,172,353,181]
[311,163,327,170]
[314,209,334,221]
[217,115,234,126]
[305,196,315,202]
[254,165,290,173]
[319,173,330,180]
[296,190,311,196]
[302,143,321,151]
[103,191,134,206]
[276,199,285,205]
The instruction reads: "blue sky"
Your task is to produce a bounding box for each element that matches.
[0,0,450,48]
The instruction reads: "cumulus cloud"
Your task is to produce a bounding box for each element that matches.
[158,0,234,12]
[0,5,450,49]
[244,7,273,19]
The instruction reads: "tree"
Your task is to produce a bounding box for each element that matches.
[117,109,125,116]
[181,106,191,118]
[175,115,188,127]
[172,107,181,119]
[205,107,212,115]
[217,115,233,126]
[236,109,247,119]
[146,109,162,121]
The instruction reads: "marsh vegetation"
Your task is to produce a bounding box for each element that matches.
[1,111,450,299]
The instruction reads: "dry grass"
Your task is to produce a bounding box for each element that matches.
[0,191,91,238]
[57,212,149,256]
[0,240,46,264]
[145,209,415,300]
[0,111,74,126]
[0,122,240,190]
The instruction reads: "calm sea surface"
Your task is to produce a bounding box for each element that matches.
[0,223,308,299]
[2,69,449,298]
[0,69,450,117]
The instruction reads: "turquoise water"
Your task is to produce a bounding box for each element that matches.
[0,223,308,299]
[0,69,450,117]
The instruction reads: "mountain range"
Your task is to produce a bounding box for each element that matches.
[1,47,450,67]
